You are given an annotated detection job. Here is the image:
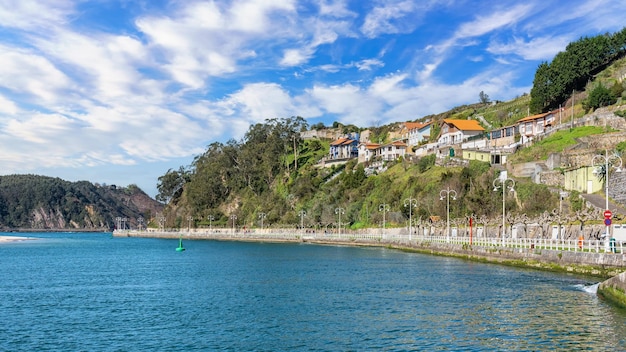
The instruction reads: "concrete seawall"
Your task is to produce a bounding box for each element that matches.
[598,272,626,308]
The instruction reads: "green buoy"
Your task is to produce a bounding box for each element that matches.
[176,234,185,252]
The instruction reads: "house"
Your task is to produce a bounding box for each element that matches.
[378,140,408,161]
[329,135,358,160]
[563,166,602,194]
[401,121,432,149]
[437,119,485,146]
[517,112,555,144]
[462,149,510,165]
[358,142,381,164]
[489,124,518,148]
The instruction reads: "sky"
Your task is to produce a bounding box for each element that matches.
[1,0,625,199]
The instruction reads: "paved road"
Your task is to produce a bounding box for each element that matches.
[581,193,626,217]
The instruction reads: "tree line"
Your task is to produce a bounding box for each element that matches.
[530,27,626,113]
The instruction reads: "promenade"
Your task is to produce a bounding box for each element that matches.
[114,228,626,278]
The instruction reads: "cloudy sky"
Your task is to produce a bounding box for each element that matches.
[1,0,625,198]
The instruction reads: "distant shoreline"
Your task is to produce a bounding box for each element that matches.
[0,228,109,233]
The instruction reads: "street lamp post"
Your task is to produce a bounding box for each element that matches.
[298,210,306,234]
[439,187,457,243]
[378,203,390,230]
[207,215,214,230]
[137,216,144,231]
[258,212,266,230]
[592,150,623,248]
[230,214,237,234]
[157,214,165,231]
[186,215,193,233]
[493,177,515,246]
[335,207,345,234]
[404,198,417,241]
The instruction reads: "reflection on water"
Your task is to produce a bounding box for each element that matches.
[0,232,625,351]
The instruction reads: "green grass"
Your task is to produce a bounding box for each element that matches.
[509,126,608,163]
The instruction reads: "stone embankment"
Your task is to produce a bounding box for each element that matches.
[598,272,626,308]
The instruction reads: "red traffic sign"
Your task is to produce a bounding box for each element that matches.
[604,210,613,219]
[605,218,612,226]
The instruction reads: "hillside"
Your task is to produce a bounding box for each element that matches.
[155,29,626,230]
[0,174,163,231]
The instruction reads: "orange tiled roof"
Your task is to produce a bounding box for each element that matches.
[517,112,551,123]
[331,137,354,146]
[390,140,407,147]
[363,143,380,150]
[442,119,485,131]
[404,121,431,130]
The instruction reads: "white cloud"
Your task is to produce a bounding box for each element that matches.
[356,58,384,71]
[281,48,313,66]
[360,0,420,38]
[0,95,19,115]
[488,35,571,61]
[0,45,71,103]
[0,0,74,30]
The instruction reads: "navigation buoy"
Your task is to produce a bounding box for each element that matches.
[176,234,185,252]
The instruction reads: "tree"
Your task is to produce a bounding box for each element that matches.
[585,84,616,111]
[479,91,490,104]
[156,167,189,204]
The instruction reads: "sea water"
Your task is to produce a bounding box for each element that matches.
[1,232,625,351]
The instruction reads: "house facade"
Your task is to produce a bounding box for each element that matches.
[437,119,485,146]
[402,121,432,149]
[329,135,359,160]
[357,142,380,163]
[489,124,518,148]
[518,112,555,144]
[378,140,408,161]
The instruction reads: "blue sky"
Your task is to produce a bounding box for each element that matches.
[1,0,625,198]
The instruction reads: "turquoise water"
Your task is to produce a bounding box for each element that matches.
[1,232,625,351]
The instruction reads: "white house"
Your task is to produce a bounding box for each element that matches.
[437,119,485,146]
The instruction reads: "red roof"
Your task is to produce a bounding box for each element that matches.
[517,112,551,123]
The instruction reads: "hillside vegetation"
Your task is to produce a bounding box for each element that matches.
[156,28,626,230]
[0,175,162,230]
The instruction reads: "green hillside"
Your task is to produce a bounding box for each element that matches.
[155,28,626,230]
[0,175,163,230]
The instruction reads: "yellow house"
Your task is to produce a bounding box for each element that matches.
[462,150,491,163]
[563,166,602,194]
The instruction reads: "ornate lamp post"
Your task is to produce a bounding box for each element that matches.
[493,177,515,245]
[378,203,390,229]
[298,210,306,234]
[258,212,266,230]
[157,214,165,231]
[404,198,418,241]
[439,187,457,243]
[230,214,237,233]
[335,207,345,234]
[207,215,214,230]
[592,149,623,247]
[186,215,193,233]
